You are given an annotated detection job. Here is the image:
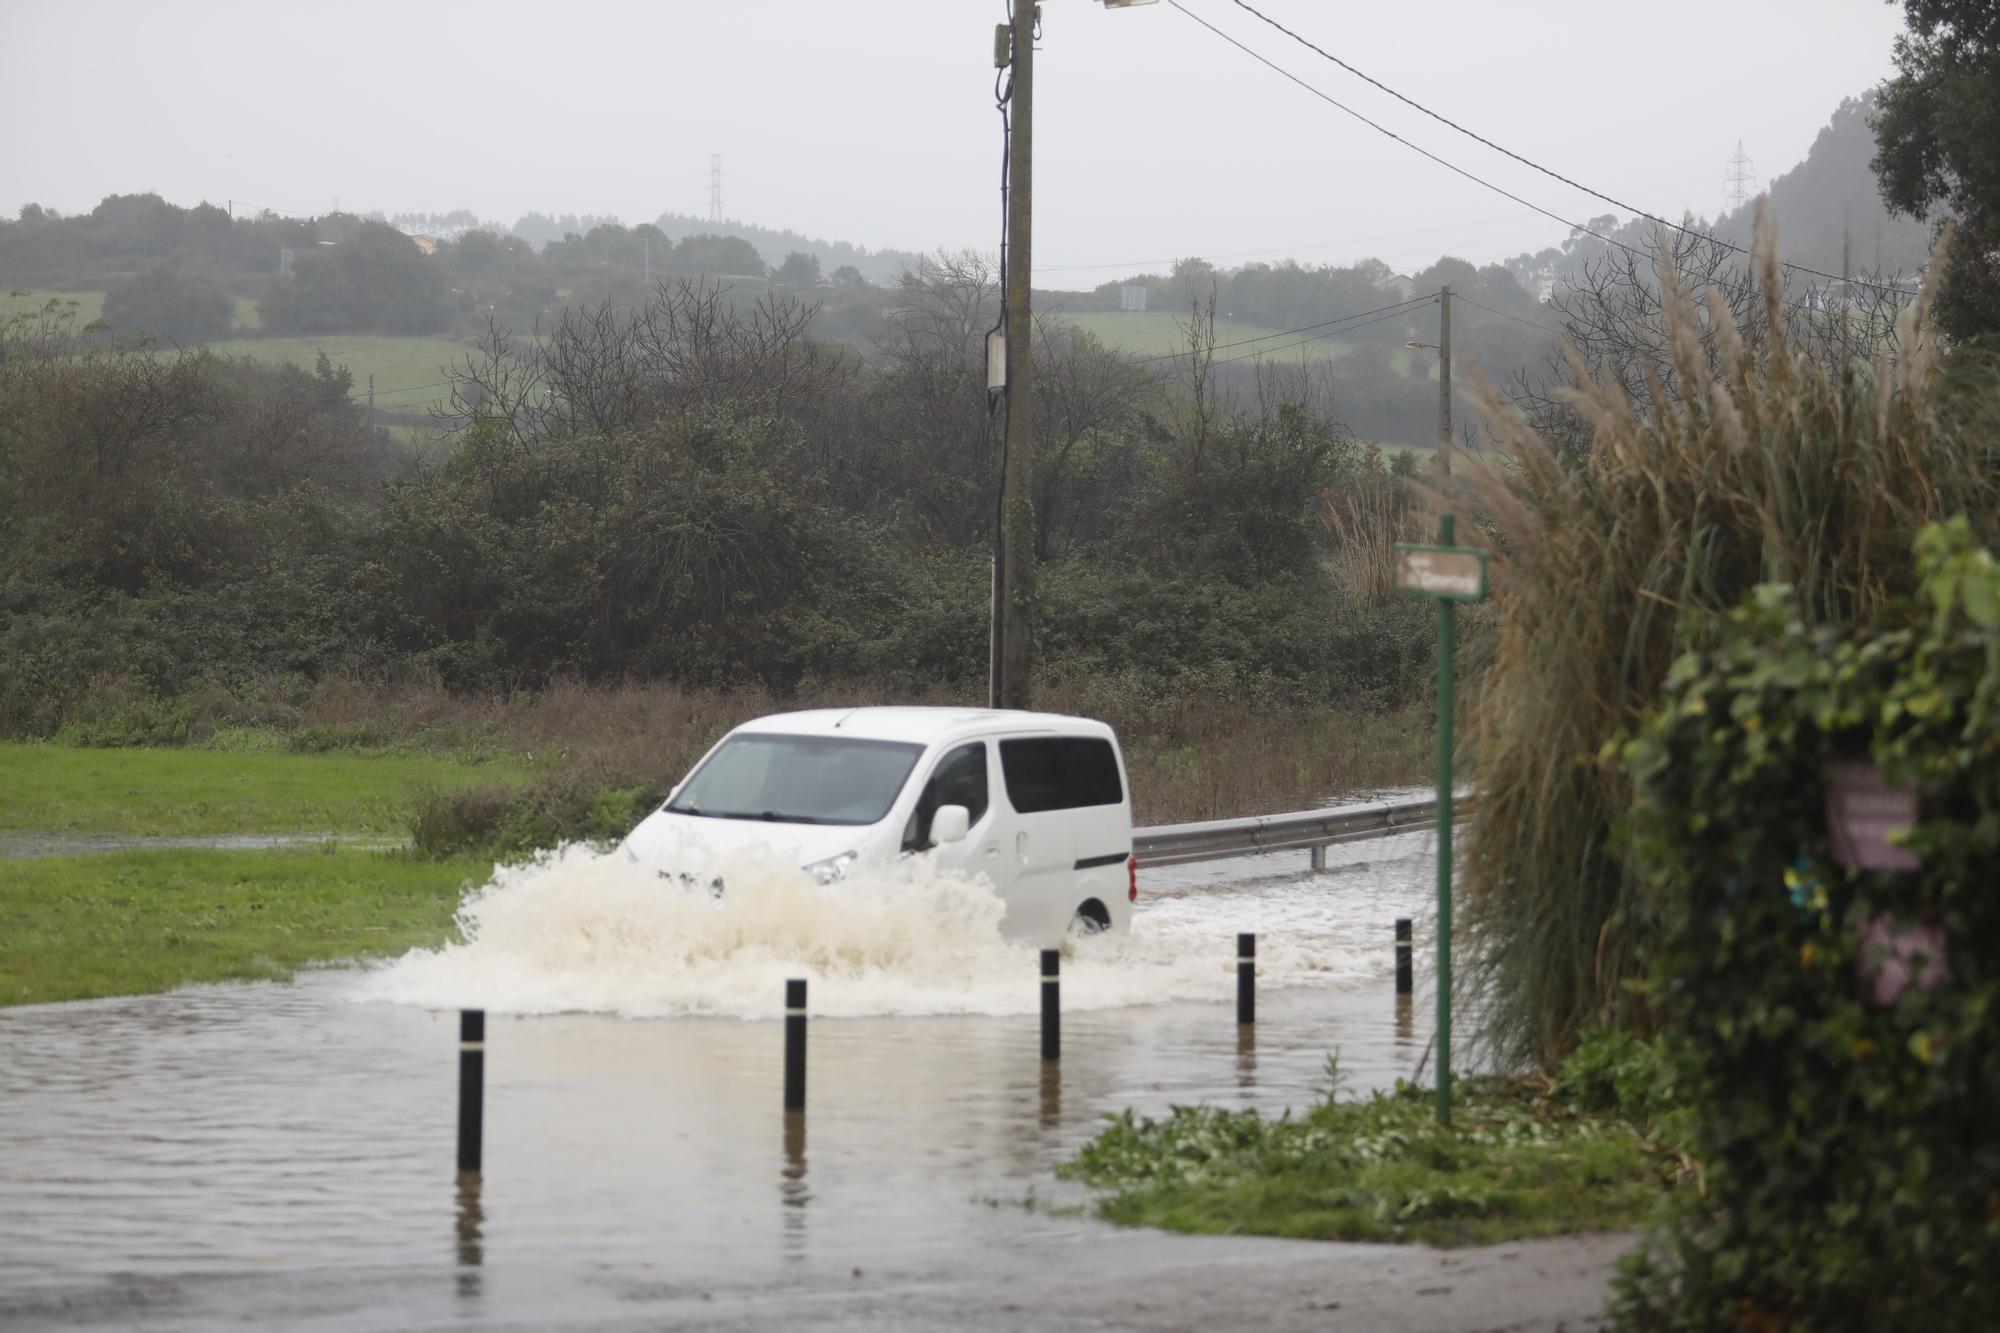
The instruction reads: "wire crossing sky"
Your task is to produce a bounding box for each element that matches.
[0,0,1909,289]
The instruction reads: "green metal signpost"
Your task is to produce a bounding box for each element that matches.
[1394,513,1487,1126]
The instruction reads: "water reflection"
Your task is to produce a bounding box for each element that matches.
[781,1110,809,1261]
[1235,1024,1257,1092]
[1037,1062,1061,1130]
[454,1173,484,1297]
[1395,992,1414,1044]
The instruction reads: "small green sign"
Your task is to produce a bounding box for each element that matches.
[1394,543,1488,602]
[1397,517,1485,1127]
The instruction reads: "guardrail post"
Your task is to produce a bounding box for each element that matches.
[784,979,807,1111]
[457,1009,484,1177]
[1395,918,1413,994]
[1309,844,1327,871]
[1237,932,1256,1025]
[1040,949,1060,1062]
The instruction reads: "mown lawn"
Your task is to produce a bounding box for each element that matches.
[0,743,525,837]
[0,847,485,1006]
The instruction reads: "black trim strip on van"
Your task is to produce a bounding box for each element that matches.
[1074,851,1132,870]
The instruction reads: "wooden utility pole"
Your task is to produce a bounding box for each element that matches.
[995,0,1037,710]
[1437,284,1452,476]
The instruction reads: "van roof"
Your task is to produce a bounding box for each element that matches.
[732,706,1115,748]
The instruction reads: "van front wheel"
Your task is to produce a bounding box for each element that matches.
[1070,899,1112,936]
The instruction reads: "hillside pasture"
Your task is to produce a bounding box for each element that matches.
[1061,309,1426,373]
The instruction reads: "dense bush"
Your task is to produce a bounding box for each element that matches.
[1609,521,2000,1328]
[101,267,233,342]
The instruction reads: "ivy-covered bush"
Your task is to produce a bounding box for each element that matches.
[1610,519,2000,1329]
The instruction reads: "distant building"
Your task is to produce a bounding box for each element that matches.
[1120,285,1148,312]
[1372,272,1414,302]
[406,234,439,257]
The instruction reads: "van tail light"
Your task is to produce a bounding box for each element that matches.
[1129,853,1139,903]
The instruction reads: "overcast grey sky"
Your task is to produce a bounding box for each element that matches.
[1,0,1908,289]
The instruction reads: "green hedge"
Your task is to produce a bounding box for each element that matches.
[1610,520,2000,1328]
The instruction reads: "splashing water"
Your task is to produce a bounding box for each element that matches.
[356,842,1381,1019]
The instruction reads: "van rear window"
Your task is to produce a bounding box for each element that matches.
[999,737,1124,813]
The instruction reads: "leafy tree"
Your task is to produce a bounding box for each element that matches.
[671,232,766,277]
[1872,1,2000,340]
[101,268,233,343]
[773,251,821,286]
[259,221,450,335]
[829,264,867,288]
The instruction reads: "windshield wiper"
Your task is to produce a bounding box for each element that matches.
[694,809,825,824]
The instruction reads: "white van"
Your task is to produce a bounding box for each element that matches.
[621,707,1135,945]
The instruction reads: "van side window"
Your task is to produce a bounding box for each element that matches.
[999,737,1124,813]
[902,742,989,850]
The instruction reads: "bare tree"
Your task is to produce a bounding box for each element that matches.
[1028,314,1147,559]
[1516,209,1919,458]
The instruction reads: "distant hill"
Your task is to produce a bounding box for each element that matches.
[1709,93,1933,279]
[648,212,921,287]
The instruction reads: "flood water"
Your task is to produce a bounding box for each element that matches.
[0,830,1453,1328]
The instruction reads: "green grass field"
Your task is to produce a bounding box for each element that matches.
[0,846,486,1006]
[2,289,106,325]
[204,334,470,412]
[1061,309,1426,373]
[0,743,525,838]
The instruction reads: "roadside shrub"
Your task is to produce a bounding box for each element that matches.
[1608,521,2000,1328]
[409,767,664,860]
[50,675,192,747]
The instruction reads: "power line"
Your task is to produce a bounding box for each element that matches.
[1211,303,1427,365]
[1214,0,1907,296]
[1452,294,1564,336]
[1162,3,1696,285]
[350,378,452,401]
[1130,293,1433,364]
[1138,300,1435,368]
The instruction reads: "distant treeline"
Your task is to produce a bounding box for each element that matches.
[0,269,1442,737]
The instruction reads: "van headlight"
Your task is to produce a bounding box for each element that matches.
[804,851,857,885]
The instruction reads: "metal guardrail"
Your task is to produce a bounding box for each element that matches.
[1133,793,1476,869]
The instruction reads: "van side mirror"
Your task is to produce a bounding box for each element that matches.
[931,804,970,845]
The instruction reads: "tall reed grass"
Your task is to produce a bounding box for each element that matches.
[1458,210,2000,1068]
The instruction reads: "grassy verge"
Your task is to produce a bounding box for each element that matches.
[0,846,485,1006]
[0,743,525,837]
[1060,1047,1679,1247]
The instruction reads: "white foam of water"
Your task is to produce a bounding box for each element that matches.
[355,842,1373,1019]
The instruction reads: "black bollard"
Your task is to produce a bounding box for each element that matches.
[1395,918,1414,994]
[1040,949,1060,1062]
[784,979,807,1112]
[457,1009,484,1177]
[1237,932,1256,1025]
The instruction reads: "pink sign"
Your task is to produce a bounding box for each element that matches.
[1826,759,1921,871]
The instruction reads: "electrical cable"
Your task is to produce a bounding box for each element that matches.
[1450,294,1564,336]
[1207,302,1434,365]
[1212,0,1911,296]
[348,378,453,401]
[1129,292,1434,364]
[1163,2,1875,307]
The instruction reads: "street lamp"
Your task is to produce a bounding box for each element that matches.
[989,0,1153,710]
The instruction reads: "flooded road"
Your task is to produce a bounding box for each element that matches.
[0,831,1471,1330]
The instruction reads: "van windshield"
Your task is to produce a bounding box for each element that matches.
[665,734,925,827]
